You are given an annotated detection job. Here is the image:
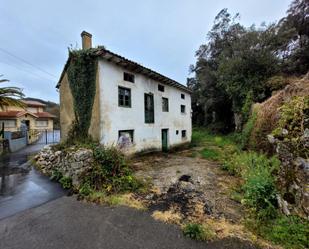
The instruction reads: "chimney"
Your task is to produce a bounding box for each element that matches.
[81,31,92,49]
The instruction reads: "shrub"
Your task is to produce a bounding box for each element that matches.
[60,176,72,189]
[240,153,280,219]
[183,223,215,241]
[50,169,62,181]
[81,145,144,194]
[240,110,257,149]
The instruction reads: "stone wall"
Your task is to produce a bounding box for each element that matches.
[35,145,94,187]
[268,128,309,220]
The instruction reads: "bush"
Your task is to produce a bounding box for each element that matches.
[60,176,72,189]
[81,145,144,194]
[223,151,280,219]
[50,169,62,181]
[183,223,215,241]
[240,110,257,149]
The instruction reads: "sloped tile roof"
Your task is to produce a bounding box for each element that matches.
[57,47,192,93]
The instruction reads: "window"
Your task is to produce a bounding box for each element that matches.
[162,97,169,112]
[0,119,16,128]
[36,120,48,127]
[176,130,179,135]
[182,130,187,138]
[118,87,131,107]
[158,84,165,92]
[123,72,134,83]
[181,93,185,99]
[118,130,134,143]
[145,93,154,123]
[181,105,186,113]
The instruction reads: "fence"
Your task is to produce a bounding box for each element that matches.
[3,131,27,152]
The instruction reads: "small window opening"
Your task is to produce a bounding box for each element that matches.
[181,93,185,99]
[124,72,135,83]
[158,84,165,92]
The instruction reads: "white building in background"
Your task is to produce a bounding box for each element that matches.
[58,31,192,154]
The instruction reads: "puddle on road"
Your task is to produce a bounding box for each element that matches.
[0,167,29,196]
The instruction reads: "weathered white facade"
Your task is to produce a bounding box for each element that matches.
[98,60,192,153]
[58,31,192,154]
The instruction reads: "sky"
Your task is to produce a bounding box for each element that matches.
[0,0,292,103]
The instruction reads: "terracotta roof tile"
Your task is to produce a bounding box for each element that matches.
[35,112,56,118]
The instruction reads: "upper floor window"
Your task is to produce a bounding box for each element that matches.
[158,84,165,92]
[181,93,185,99]
[123,72,135,83]
[145,93,154,123]
[118,86,131,107]
[162,97,169,112]
[181,105,186,114]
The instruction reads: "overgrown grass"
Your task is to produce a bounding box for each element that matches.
[191,127,309,249]
[191,127,239,162]
[246,215,309,249]
[200,148,220,160]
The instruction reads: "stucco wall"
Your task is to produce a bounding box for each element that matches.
[59,71,101,141]
[98,59,192,153]
[59,73,75,141]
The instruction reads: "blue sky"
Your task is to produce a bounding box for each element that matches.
[0,0,291,103]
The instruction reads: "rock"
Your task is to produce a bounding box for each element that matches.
[277,194,290,215]
[267,134,276,144]
[282,128,289,135]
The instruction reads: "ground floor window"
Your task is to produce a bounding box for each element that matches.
[36,120,48,127]
[0,119,16,128]
[182,130,187,138]
[118,130,134,148]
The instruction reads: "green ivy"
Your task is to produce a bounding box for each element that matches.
[67,48,99,140]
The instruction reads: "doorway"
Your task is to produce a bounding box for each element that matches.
[161,129,168,152]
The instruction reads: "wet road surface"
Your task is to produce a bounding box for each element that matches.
[0,143,66,220]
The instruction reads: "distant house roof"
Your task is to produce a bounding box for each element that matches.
[57,47,192,93]
[0,111,56,119]
[35,112,56,118]
[0,111,38,118]
[22,100,46,107]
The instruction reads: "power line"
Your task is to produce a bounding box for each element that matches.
[0,60,55,83]
[0,47,58,79]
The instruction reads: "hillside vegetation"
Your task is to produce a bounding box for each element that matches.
[189,1,309,248]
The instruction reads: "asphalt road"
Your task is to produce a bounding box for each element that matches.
[0,143,65,220]
[0,196,258,249]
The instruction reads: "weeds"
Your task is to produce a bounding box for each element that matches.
[183,223,215,241]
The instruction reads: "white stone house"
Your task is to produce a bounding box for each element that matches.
[57,31,192,153]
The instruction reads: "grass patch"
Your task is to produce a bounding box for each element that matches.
[183,223,215,241]
[246,215,309,249]
[200,148,220,160]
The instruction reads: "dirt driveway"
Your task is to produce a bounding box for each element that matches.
[133,150,243,222]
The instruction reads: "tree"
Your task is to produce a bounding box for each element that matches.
[0,75,25,109]
[277,0,309,74]
[189,9,278,131]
